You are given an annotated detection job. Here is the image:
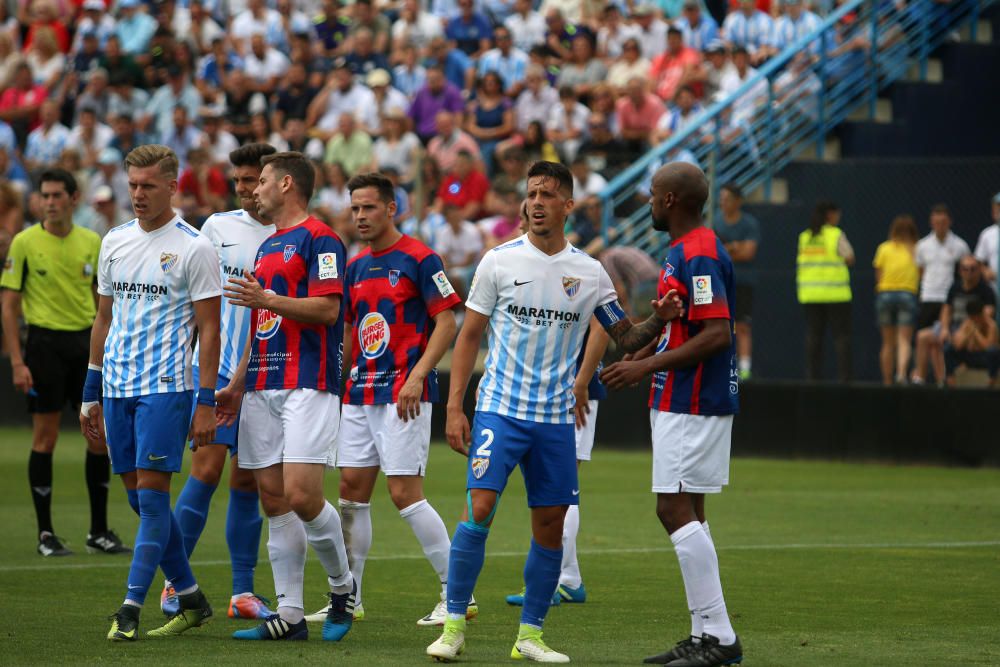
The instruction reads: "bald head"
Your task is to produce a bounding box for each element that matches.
[652,162,708,213]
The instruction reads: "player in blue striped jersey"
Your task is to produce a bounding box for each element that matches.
[163,144,277,622]
[721,0,774,63]
[427,161,683,663]
[80,145,221,641]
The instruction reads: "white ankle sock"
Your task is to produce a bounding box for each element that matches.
[399,499,450,585]
[339,499,371,605]
[559,504,581,588]
[302,501,353,593]
[268,511,307,617]
[671,521,735,645]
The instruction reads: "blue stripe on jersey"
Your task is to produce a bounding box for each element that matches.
[521,318,550,421]
[175,222,199,238]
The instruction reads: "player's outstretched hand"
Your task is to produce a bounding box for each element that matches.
[397,374,424,422]
[446,406,471,456]
[215,385,243,427]
[79,402,105,448]
[651,289,684,322]
[189,404,216,451]
[600,359,649,391]
[225,270,270,309]
[573,382,590,429]
[12,363,33,394]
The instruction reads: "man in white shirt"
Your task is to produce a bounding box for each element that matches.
[514,65,559,133]
[717,46,766,124]
[973,192,1000,284]
[307,61,377,140]
[632,4,669,60]
[915,204,970,329]
[477,25,529,96]
[243,32,291,95]
[230,0,282,54]
[65,106,114,167]
[435,204,484,296]
[504,0,547,52]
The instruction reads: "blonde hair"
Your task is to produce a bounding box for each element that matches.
[124,144,179,180]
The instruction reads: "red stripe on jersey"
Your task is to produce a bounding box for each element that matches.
[690,363,703,414]
[317,320,328,392]
[680,226,720,260]
[254,332,268,392]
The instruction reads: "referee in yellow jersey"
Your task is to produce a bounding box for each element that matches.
[1,169,130,557]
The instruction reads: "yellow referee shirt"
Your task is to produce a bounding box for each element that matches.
[1,223,101,331]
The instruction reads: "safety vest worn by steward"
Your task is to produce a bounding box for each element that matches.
[797,225,852,303]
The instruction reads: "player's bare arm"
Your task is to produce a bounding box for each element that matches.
[225,269,341,325]
[216,330,252,427]
[574,317,609,429]
[445,310,490,456]
[79,294,112,445]
[190,296,221,450]
[2,289,32,393]
[601,318,732,390]
[603,289,685,352]
[399,308,457,423]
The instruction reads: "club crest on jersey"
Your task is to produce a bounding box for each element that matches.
[471,457,489,479]
[663,263,675,280]
[160,253,178,272]
[388,269,400,287]
[359,312,390,359]
[256,290,282,340]
[283,245,296,263]
[562,276,581,299]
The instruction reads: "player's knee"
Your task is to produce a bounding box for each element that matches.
[258,488,287,516]
[469,497,497,525]
[229,468,257,494]
[387,483,423,510]
[192,463,223,487]
[286,487,322,518]
[31,438,56,453]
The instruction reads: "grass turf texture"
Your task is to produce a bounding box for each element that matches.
[1,427,998,665]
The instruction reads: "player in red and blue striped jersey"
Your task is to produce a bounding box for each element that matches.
[601,163,742,667]
[321,172,473,627]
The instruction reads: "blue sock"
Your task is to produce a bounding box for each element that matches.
[159,509,197,593]
[175,476,217,557]
[227,488,262,595]
[521,540,562,628]
[445,522,489,616]
[126,488,140,515]
[126,489,171,604]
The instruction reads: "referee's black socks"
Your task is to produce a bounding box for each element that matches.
[28,450,54,538]
[85,451,111,535]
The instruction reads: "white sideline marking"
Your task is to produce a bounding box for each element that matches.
[1,541,998,573]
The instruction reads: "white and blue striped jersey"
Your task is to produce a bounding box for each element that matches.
[193,209,275,380]
[97,216,222,398]
[674,15,719,53]
[721,10,774,54]
[770,11,822,53]
[466,236,618,425]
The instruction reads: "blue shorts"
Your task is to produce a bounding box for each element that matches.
[189,369,237,454]
[104,392,193,475]
[467,412,578,508]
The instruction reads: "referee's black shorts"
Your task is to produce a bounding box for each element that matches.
[24,325,91,414]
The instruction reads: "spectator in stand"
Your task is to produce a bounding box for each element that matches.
[71,28,103,77]
[464,72,513,177]
[65,105,113,169]
[108,114,149,158]
[324,112,374,176]
[272,0,313,54]
[425,35,475,92]
[597,3,640,61]
[547,86,590,163]
[199,108,240,171]
[281,118,326,160]
[570,153,608,201]
[366,68,410,135]
[90,185,129,236]
[944,297,1000,387]
[373,107,420,186]
[345,27,389,79]
[88,147,130,218]
[973,192,1000,283]
[588,83,620,134]
[312,160,352,229]
[230,0,282,54]
[721,0,773,64]
[766,0,821,58]
[873,214,919,385]
[243,32,290,96]
[107,72,149,129]
[313,0,352,56]
[446,0,493,58]
[598,244,662,317]
[178,147,228,226]
[715,182,760,379]
[195,37,242,100]
[290,31,330,89]
[557,35,607,102]
[183,0,225,57]
[98,34,144,88]
[427,110,482,173]
[434,202,483,296]
[543,8,593,62]
[74,69,111,123]
[490,146,528,198]
[653,84,704,144]
[675,0,719,52]
[631,3,669,60]
[578,112,632,180]
[478,183,522,249]
[477,24,528,97]
[0,145,30,198]
[698,40,735,101]
[650,26,702,102]
[147,64,201,140]
[0,61,47,146]
[114,0,158,59]
[504,0,547,53]
[392,44,427,98]
[271,62,319,134]
[520,120,560,164]
[698,104,760,182]
[160,105,205,170]
[608,37,651,93]
[22,0,70,54]
[408,64,466,144]
[391,0,444,53]
[347,0,391,54]
[913,256,995,385]
[0,33,19,87]
[25,99,69,170]
[307,59,376,139]
[914,204,969,330]
[434,149,489,221]
[72,0,117,52]
[718,45,767,124]
[514,64,559,134]
[616,76,666,156]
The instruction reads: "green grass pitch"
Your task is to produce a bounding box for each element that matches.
[1,426,998,665]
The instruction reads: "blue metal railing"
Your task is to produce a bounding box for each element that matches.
[599,0,993,259]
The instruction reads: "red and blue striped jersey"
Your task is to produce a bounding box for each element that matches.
[649,226,739,416]
[246,216,346,394]
[344,234,461,405]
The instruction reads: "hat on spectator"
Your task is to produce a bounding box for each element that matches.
[98,148,122,166]
[92,185,114,203]
[119,0,141,9]
[383,106,406,120]
[199,106,223,120]
[332,56,350,71]
[83,0,105,10]
[366,68,391,88]
[631,3,655,16]
[705,39,726,54]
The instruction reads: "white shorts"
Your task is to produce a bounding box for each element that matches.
[335,402,432,476]
[650,410,733,494]
[575,400,598,461]
[237,389,341,469]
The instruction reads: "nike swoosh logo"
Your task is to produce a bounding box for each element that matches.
[128,585,142,590]
[147,454,168,461]
[514,280,533,286]
[571,489,580,496]
[221,242,239,248]
[109,257,120,264]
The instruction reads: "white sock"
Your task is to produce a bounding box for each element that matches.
[559,504,581,588]
[123,599,142,608]
[267,511,307,622]
[701,521,713,546]
[339,499,371,606]
[399,499,450,586]
[671,521,736,645]
[303,501,353,594]
[739,357,751,373]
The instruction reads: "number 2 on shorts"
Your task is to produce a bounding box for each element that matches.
[476,428,494,456]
